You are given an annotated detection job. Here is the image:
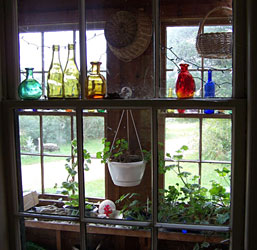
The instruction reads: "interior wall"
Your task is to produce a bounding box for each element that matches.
[0,0,10,248]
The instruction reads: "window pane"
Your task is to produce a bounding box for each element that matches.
[83,116,105,198]
[44,31,73,72]
[19,32,42,71]
[166,27,201,70]
[44,156,69,194]
[165,118,199,160]
[42,115,73,156]
[21,155,41,193]
[164,162,199,189]
[19,115,40,154]
[202,118,232,161]
[201,163,231,191]
[85,30,107,70]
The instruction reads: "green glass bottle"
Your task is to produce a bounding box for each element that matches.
[18,68,42,100]
[63,44,80,98]
[47,45,63,98]
[86,62,106,99]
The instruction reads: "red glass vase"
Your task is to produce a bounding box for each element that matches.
[175,64,195,113]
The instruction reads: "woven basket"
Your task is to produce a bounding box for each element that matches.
[196,6,232,59]
[105,11,152,62]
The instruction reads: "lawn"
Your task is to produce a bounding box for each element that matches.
[21,138,104,165]
[21,118,231,199]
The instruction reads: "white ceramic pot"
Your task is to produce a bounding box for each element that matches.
[108,160,146,187]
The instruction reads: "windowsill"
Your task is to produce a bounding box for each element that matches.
[2,98,245,110]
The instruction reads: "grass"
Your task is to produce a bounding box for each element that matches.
[44,179,105,198]
[21,139,104,165]
[164,162,231,192]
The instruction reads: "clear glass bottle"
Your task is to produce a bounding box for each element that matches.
[47,45,63,98]
[204,70,215,114]
[18,68,42,100]
[63,44,80,98]
[86,62,106,99]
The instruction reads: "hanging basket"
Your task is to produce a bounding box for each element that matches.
[108,110,146,187]
[196,6,232,59]
[105,10,152,62]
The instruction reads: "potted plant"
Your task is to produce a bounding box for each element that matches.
[97,138,151,187]
[115,193,151,222]
[158,145,231,229]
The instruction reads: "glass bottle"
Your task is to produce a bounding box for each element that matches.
[86,62,106,99]
[47,45,63,98]
[204,70,215,114]
[175,64,195,114]
[18,68,42,100]
[63,44,80,98]
[166,87,174,113]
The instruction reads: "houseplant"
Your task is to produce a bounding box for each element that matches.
[96,138,150,187]
[158,145,230,227]
[115,192,151,221]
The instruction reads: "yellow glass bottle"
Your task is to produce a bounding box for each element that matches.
[86,61,106,99]
[167,87,174,113]
[63,44,80,98]
[47,45,63,98]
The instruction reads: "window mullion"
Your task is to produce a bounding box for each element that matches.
[199,117,203,185]
[79,0,86,99]
[151,107,158,250]
[41,32,45,98]
[40,115,44,193]
[76,107,86,249]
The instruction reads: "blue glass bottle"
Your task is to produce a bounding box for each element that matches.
[204,70,215,114]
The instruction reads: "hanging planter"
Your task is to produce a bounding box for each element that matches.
[97,110,149,187]
[108,158,146,187]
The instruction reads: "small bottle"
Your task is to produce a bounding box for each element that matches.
[204,70,215,114]
[86,62,106,99]
[18,68,42,100]
[63,44,80,98]
[47,45,64,99]
[166,87,174,113]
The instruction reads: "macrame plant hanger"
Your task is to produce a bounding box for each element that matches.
[110,110,144,160]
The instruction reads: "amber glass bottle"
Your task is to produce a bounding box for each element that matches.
[47,45,63,98]
[86,62,106,99]
[63,44,80,98]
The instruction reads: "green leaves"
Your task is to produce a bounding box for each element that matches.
[97,138,150,163]
[56,139,93,206]
[158,144,231,226]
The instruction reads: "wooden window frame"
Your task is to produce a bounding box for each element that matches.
[1,1,247,250]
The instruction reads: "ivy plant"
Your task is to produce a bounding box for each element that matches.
[55,139,92,208]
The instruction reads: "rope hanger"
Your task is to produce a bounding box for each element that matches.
[110,110,144,160]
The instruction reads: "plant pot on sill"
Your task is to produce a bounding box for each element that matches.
[108,155,146,187]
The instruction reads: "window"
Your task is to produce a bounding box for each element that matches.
[2,1,247,250]
[19,29,107,198]
[163,25,232,191]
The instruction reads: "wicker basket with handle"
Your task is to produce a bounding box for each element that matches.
[196,6,232,59]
